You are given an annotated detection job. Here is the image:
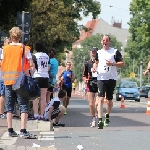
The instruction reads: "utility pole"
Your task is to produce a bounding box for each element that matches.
[139,61,143,87]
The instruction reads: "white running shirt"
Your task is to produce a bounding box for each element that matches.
[97,48,118,80]
[33,52,49,78]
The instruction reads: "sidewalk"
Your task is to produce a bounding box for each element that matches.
[0,118,57,150]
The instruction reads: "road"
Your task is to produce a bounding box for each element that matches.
[54,95,150,150]
[0,95,150,150]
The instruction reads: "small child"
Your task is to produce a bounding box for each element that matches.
[44,90,66,130]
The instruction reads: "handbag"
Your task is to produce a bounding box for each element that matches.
[12,45,40,100]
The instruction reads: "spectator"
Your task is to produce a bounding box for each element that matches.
[44,90,66,126]
[1,27,36,138]
[46,48,58,102]
[32,42,50,120]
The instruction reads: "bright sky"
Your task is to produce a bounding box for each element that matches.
[78,0,132,29]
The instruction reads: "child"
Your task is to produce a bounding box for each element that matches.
[44,90,66,130]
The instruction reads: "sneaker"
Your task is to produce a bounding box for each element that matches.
[98,121,104,129]
[0,114,6,119]
[104,118,110,127]
[90,121,96,127]
[8,131,18,137]
[38,117,44,121]
[20,131,37,139]
[64,110,67,115]
[28,116,39,121]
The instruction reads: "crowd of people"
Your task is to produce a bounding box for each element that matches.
[0,26,129,139]
[0,27,75,138]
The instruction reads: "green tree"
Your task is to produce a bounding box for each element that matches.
[72,34,122,82]
[0,0,101,63]
[0,0,31,32]
[126,0,150,62]
[80,33,122,51]
[29,0,101,62]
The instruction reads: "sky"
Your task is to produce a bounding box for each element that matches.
[78,0,132,29]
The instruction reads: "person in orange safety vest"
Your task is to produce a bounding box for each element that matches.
[1,27,37,139]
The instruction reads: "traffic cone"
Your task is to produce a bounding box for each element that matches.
[120,96,125,108]
[146,97,150,114]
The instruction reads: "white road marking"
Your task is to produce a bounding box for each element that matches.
[38,131,54,141]
[0,131,20,145]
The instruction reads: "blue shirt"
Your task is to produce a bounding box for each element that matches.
[62,70,72,88]
[49,58,58,84]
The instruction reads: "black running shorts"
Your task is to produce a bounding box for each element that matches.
[97,79,116,100]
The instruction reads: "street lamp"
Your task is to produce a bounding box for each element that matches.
[139,60,143,87]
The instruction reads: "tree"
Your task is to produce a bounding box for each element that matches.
[72,34,122,82]
[80,33,122,50]
[29,0,101,51]
[0,0,101,63]
[0,0,31,33]
[126,0,150,62]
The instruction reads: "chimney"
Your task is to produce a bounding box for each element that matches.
[111,17,122,28]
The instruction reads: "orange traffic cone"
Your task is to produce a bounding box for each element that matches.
[146,97,150,114]
[120,96,125,108]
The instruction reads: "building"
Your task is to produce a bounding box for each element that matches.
[73,17,130,52]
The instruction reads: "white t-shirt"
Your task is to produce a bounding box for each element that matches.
[33,52,49,78]
[97,48,117,80]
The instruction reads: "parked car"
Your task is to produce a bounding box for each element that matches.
[139,85,150,98]
[116,81,140,102]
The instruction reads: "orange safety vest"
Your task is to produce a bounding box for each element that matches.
[1,44,30,85]
[24,45,31,71]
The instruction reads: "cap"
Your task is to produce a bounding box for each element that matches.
[90,47,98,51]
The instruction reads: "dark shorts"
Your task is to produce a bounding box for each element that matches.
[0,80,5,96]
[72,88,75,91]
[62,84,72,97]
[35,77,49,88]
[51,108,61,120]
[97,79,116,100]
[5,85,29,113]
[87,79,98,93]
[48,86,54,92]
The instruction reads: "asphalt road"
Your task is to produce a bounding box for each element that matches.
[0,95,150,150]
[54,95,150,150]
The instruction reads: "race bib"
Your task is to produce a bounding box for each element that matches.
[99,65,110,73]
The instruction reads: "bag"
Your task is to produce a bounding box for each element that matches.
[12,45,40,100]
[15,76,40,100]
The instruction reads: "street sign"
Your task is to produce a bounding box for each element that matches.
[17,11,31,42]
[130,72,135,78]
[17,12,30,27]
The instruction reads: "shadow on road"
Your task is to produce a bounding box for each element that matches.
[61,98,150,127]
